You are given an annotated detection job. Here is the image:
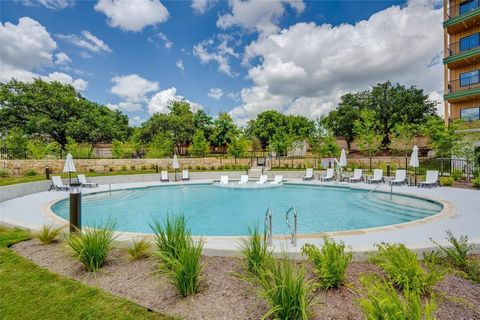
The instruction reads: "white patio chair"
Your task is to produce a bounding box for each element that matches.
[367,169,384,184]
[303,168,314,181]
[349,169,363,183]
[182,170,189,181]
[320,168,335,182]
[220,175,229,185]
[49,176,69,191]
[256,175,268,184]
[389,170,407,186]
[161,171,169,182]
[77,174,98,188]
[270,175,283,185]
[418,170,440,188]
[239,175,249,184]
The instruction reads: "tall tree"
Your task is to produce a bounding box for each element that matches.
[188,130,209,157]
[422,116,458,158]
[211,112,238,152]
[354,109,383,170]
[227,135,248,165]
[390,118,419,169]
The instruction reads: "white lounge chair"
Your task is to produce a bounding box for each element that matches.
[303,168,314,181]
[239,175,249,184]
[182,170,189,181]
[77,174,98,188]
[270,175,283,185]
[349,169,363,183]
[49,176,69,191]
[220,175,229,185]
[389,170,407,186]
[368,169,384,184]
[256,175,268,184]
[418,170,440,188]
[320,168,335,182]
[161,171,169,182]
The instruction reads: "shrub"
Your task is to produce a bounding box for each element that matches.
[440,176,454,186]
[241,224,271,276]
[121,165,127,171]
[141,165,147,170]
[126,239,151,261]
[0,169,10,177]
[130,165,136,171]
[88,168,95,173]
[450,169,463,181]
[34,225,63,244]
[224,164,231,170]
[370,243,443,295]
[66,223,116,272]
[358,275,436,320]
[108,167,114,172]
[196,165,201,170]
[150,215,189,261]
[256,257,315,320]
[302,238,352,289]
[473,177,480,189]
[430,231,480,283]
[24,169,38,176]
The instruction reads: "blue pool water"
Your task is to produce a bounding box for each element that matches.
[51,184,443,236]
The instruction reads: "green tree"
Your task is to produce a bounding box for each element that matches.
[147,134,174,158]
[211,112,238,152]
[27,139,61,159]
[422,117,457,158]
[227,135,248,164]
[65,137,93,159]
[269,130,293,156]
[453,133,480,181]
[193,109,213,141]
[390,119,419,168]
[354,109,383,170]
[188,130,209,157]
[112,140,125,159]
[5,127,27,159]
[309,120,340,158]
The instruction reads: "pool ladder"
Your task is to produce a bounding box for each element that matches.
[264,207,298,247]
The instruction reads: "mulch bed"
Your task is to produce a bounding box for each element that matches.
[12,240,480,320]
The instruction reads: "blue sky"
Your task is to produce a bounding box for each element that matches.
[1,0,443,126]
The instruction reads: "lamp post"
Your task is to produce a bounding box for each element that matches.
[69,184,82,233]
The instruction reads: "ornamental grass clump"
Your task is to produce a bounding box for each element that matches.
[126,239,151,261]
[256,257,315,320]
[358,275,436,320]
[370,243,443,295]
[302,238,352,289]
[240,224,271,276]
[150,215,189,260]
[34,225,64,244]
[66,222,116,272]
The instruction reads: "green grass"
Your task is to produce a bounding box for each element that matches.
[240,224,271,276]
[0,226,172,320]
[33,225,64,244]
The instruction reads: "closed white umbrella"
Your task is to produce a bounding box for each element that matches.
[409,145,419,185]
[63,153,76,184]
[172,154,179,181]
[339,149,347,167]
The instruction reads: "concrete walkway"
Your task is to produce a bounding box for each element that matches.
[1,179,478,259]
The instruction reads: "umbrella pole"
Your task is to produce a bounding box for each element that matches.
[69,172,71,185]
[414,167,417,186]
[174,169,177,181]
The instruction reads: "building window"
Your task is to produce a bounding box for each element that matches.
[460,0,479,15]
[460,33,480,52]
[460,70,480,87]
[460,107,480,121]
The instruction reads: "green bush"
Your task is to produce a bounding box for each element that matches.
[121,165,127,171]
[130,165,136,171]
[358,275,436,320]
[33,225,63,244]
[150,215,189,262]
[88,168,95,173]
[0,169,10,177]
[430,231,480,283]
[473,177,480,189]
[5,127,27,159]
[302,238,352,289]
[370,243,443,295]
[241,224,271,276]
[450,169,463,181]
[126,239,151,261]
[108,167,114,172]
[256,257,315,320]
[440,176,454,186]
[66,223,116,272]
[24,169,38,176]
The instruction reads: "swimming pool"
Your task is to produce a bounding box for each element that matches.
[50,183,443,236]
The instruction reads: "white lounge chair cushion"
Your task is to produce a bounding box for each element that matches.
[220,175,229,184]
[182,170,189,179]
[161,171,169,180]
[271,175,283,184]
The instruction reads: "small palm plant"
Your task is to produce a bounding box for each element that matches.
[126,239,151,261]
[240,224,271,276]
[34,225,64,244]
[66,222,116,272]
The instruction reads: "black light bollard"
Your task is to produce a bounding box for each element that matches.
[45,166,50,180]
[386,164,391,177]
[69,184,82,233]
[155,164,159,173]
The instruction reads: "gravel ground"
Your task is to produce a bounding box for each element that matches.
[12,240,480,320]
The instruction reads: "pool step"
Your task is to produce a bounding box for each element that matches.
[82,190,143,204]
[352,197,433,221]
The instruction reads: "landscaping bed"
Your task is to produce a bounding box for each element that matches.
[12,238,480,320]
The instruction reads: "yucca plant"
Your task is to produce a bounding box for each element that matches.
[302,238,352,289]
[157,238,203,297]
[126,239,151,261]
[358,275,436,320]
[256,257,315,320]
[370,243,443,295]
[150,214,189,261]
[65,222,116,272]
[33,225,64,244]
[240,224,271,276]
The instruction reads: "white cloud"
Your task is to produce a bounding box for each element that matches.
[0,17,87,91]
[176,59,185,71]
[231,1,443,123]
[94,0,169,32]
[19,0,74,10]
[208,88,223,100]
[191,0,216,14]
[148,87,202,114]
[54,52,71,65]
[110,74,159,102]
[428,91,444,118]
[79,51,93,59]
[106,101,143,112]
[156,32,173,49]
[193,35,240,76]
[128,115,144,127]
[227,91,240,102]
[57,30,111,53]
[217,0,305,35]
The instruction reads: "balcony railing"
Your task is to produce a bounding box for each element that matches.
[448,75,480,94]
[447,38,480,56]
[447,0,480,19]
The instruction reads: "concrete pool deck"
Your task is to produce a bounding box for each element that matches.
[1,177,479,260]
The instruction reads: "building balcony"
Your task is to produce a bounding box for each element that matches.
[445,76,480,102]
[444,0,480,33]
[444,38,480,67]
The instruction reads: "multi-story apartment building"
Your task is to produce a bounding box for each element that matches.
[444,0,480,127]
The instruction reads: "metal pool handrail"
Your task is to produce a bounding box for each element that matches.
[265,207,272,246]
[285,206,297,247]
